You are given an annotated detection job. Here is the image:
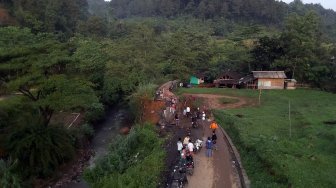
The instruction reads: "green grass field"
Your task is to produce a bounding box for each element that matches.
[179,88,336,188]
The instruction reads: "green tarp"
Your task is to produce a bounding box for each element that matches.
[190,76,200,85]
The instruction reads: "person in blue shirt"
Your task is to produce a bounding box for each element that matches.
[206,137,213,157]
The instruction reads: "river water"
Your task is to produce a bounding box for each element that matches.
[60,107,131,188]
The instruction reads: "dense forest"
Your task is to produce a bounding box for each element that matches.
[0,0,336,187]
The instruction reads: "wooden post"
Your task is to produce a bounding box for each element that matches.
[68,113,81,129]
[258,89,262,105]
[289,100,292,138]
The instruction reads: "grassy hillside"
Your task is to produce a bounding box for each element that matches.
[180,88,336,187]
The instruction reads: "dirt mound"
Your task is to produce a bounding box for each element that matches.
[0,6,16,26]
[141,100,165,124]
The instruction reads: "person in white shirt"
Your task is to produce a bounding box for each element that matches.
[186,106,191,117]
[187,139,194,155]
[202,111,206,120]
[183,136,190,146]
[177,138,183,154]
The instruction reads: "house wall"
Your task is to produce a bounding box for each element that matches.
[257,78,284,89]
[286,82,296,90]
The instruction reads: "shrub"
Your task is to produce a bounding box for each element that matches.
[6,120,74,177]
[0,159,21,188]
[84,124,165,188]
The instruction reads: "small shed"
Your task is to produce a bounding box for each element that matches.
[213,71,243,88]
[285,79,297,90]
[240,71,287,89]
[190,75,204,85]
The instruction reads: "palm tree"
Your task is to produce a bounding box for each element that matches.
[6,118,75,177]
[0,159,21,188]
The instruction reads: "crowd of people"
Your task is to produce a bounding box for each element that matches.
[177,120,219,159]
[157,84,223,187]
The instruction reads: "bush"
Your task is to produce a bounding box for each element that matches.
[0,159,21,188]
[6,120,74,178]
[85,103,105,122]
[84,124,165,188]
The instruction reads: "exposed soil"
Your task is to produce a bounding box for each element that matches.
[183,94,254,109]
[141,99,165,124]
[0,6,16,25]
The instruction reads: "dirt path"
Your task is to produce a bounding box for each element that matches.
[184,94,251,109]
[159,81,176,100]
[158,82,248,188]
[181,92,253,188]
[185,118,239,188]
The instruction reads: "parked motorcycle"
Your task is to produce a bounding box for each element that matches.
[194,139,203,153]
[169,165,188,188]
[185,152,194,175]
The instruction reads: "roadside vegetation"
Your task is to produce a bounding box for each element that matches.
[182,88,336,187]
[83,124,165,188]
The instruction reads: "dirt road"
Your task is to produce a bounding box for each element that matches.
[184,118,239,188]
[157,82,253,188]
[182,93,253,188]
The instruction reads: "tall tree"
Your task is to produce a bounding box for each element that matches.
[12,0,88,34]
[274,11,321,80]
[0,27,101,126]
[251,36,284,71]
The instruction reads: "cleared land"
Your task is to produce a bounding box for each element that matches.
[180,88,336,188]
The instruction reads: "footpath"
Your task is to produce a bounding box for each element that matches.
[158,81,249,188]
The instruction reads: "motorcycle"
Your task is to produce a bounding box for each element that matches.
[169,165,188,188]
[185,152,194,175]
[194,139,203,153]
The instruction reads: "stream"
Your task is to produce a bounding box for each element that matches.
[60,106,132,188]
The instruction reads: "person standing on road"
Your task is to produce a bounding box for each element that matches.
[191,114,197,128]
[196,107,201,119]
[212,131,218,150]
[175,112,179,126]
[206,137,213,157]
[177,137,183,154]
[210,120,219,132]
[186,106,191,118]
[202,111,206,121]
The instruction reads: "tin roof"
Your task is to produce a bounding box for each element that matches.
[239,75,254,84]
[252,71,287,79]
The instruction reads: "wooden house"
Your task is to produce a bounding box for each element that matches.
[285,79,297,90]
[240,71,287,89]
[213,72,243,88]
